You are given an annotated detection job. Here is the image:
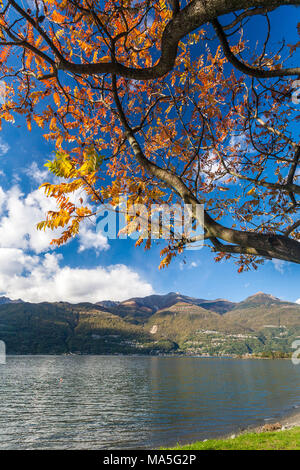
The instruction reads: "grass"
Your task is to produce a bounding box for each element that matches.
[162,426,300,450]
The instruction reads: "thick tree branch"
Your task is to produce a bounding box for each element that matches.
[287,146,300,185]
[284,219,300,235]
[8,0,299,80]
[112,76,300,264]
[3,0,300,265]
[7,0,65,64]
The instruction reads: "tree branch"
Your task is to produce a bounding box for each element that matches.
[212,17,300,78]
[111,76,300,264]
[8,0,298,80]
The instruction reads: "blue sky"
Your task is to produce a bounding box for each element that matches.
[0,4,299,304]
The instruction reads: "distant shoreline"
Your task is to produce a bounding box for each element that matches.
[5,352,293,360]
[1,292,299,359]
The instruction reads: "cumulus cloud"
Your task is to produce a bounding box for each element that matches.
[0,182,153,302]
[23,161,110,254]
[78,222,109,253]
[0,184,109,254]
[0,186,5,213]
[0,185,60,253]
[0,249,153,303]
[296,298,300,305]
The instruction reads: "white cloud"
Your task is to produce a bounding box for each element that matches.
[189,261,199,268]
[179,260,200,270]
[0,182,153,302]
[0,184,109,255]
[0,136,9,156]
[200,150,237,186]
[0,186,5,213]
[0,249,153,303]
[0,160,152,302]
[24,161,50,184]
[0,247,39,279]
[229,134,248,150]
[200,134,252,185]
[25,0,43,10]
[272,259,286,274]
[179,261,185,271]
[78,222,109,253]
[0,185,59,253]
[201,153,225,182]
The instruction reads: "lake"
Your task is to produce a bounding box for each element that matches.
[0,355,299,449]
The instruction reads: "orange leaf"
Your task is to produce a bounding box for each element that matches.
[52,11,66,24]
[56,135,63,148]
[0,46,10,63]
[98,55,111,62]
[53,92,60,107]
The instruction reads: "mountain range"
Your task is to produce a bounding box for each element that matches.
[0,296,24,305]
[0,292,299,356]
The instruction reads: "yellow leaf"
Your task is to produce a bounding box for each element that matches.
[247,187,256,196]
[35,36,43,48]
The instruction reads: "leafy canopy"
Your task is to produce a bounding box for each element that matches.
[0,0,299,270]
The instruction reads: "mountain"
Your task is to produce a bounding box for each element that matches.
[225,293,300,330]
[0,292,299,356]
[0,301,176,355]
[102,292,236,323]
[230,292,283,310]
[0,296,24,305]
[96,300,120,309]
[125,292,237,314]
[194,298,236,315]
[144,301,250,342]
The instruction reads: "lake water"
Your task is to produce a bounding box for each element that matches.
[0,355,300,449]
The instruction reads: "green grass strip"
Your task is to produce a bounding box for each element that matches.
[162,426,300,450]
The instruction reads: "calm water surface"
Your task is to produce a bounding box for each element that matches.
[0,356,299,449]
